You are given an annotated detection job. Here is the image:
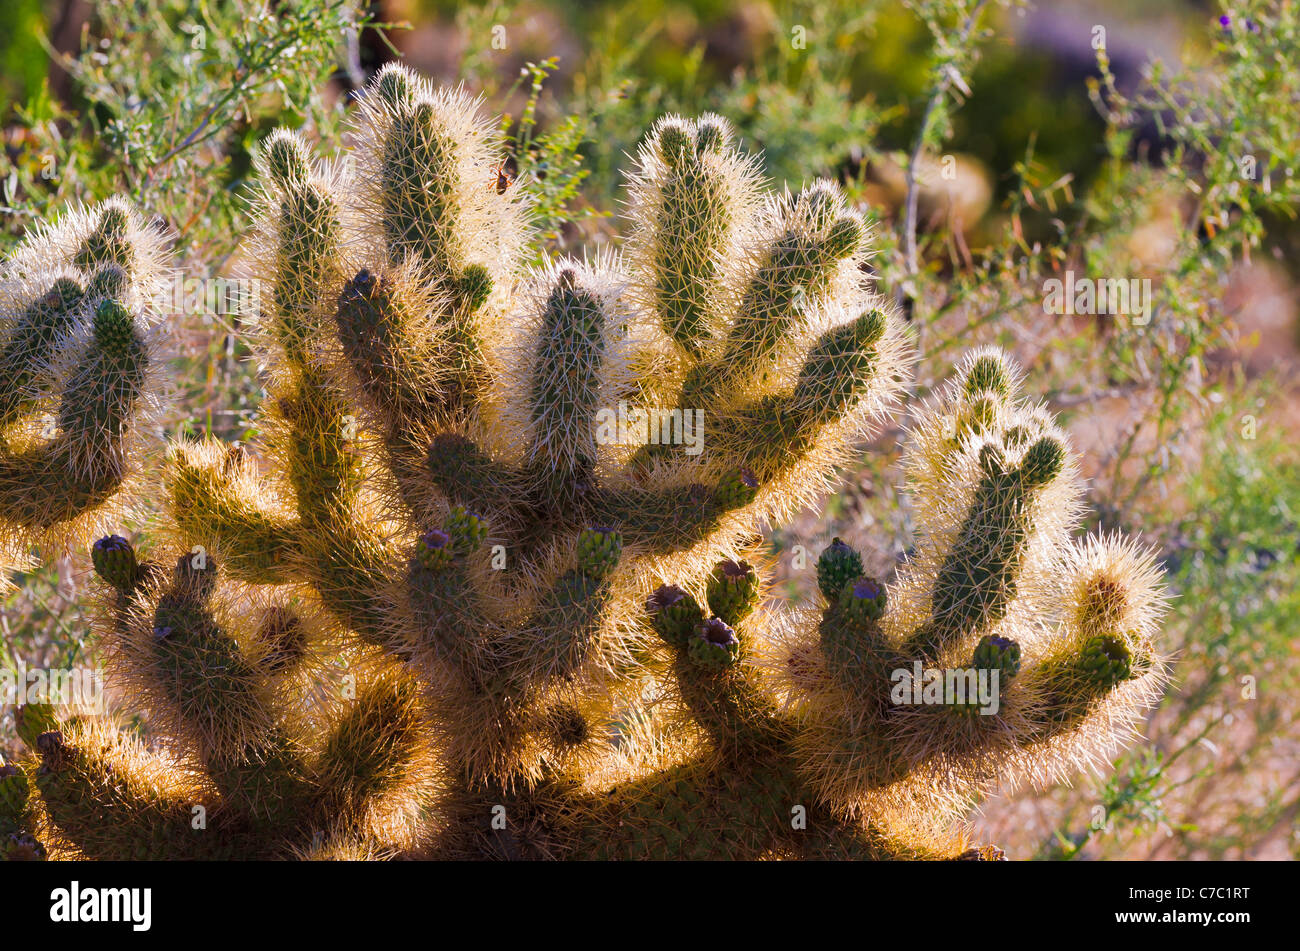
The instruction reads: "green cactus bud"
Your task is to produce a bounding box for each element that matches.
[458,263,493,312]
[92,298,138,363]
[977,442,1007,478]
[261,130,313,190]
[86,263,129,302]
[803,181,842,231]
[91,534,139,592]
[838,575,887,626]
[972,634,1021,680]
[687,617,740,671]
[44,277,84,310]
[821,215,864,261]
[817,538,863,600]
[657,122,693,167]
[1079,634,1133,688]
[1020,436,1066,487]
[955,394,1000,440]
[705,559,759,625]
[577,526,622,580]
[716,467,759,509]
[646,584,705,647]
[963,353,1012,401]
[445,505,488,554]
[694,116,728,155]
[416,528,454,571]
[374,64,416,111]
[1003,424,1034,448]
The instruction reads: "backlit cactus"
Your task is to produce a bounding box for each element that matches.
[0,198,165,580]
[5,66,1166,860]
[785,349,1168,838]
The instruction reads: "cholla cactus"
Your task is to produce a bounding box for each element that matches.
[8,66,1166,860]
[0,197,166,582]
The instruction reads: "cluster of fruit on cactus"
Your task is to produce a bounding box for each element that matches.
[0,64,1166,860]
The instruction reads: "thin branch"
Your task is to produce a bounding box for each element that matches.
[897,0,992,330]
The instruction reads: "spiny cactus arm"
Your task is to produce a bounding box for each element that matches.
[710,307,893,483]
[1,195,164,290]
[495,527,622,689]
[522,266,610,511]
[904,433,1068,657]
[27,724,258,860]
[307,530,400,647]
[311,673,427,828]
[815,573,903,701]
[589,468,759,555]
[251,136,369,530]
[203,731,314,833]
[625,113,760,356]
[278,365,369,525]
[683,181,870,406]
[402,530,497,674]
[398,525,628,789]
[350,64,529,409]
[91,544,322,832]
[159,135,352,585]
[366,70,479,293]
[425,432,529,525]
[129,556,279,756]
[334,268,449,441]
[164,443,302,584]
[1018,534,1167,740]
[408,525,620,716]
[0,297,150,535]
[212,130,399,641]
[255,130,345,368]
[670,645,788,759]
[0,276,84,433]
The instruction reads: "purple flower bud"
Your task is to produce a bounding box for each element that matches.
[421,528,451,551]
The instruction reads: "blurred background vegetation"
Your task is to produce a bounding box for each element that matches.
[1,0,1297,859]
